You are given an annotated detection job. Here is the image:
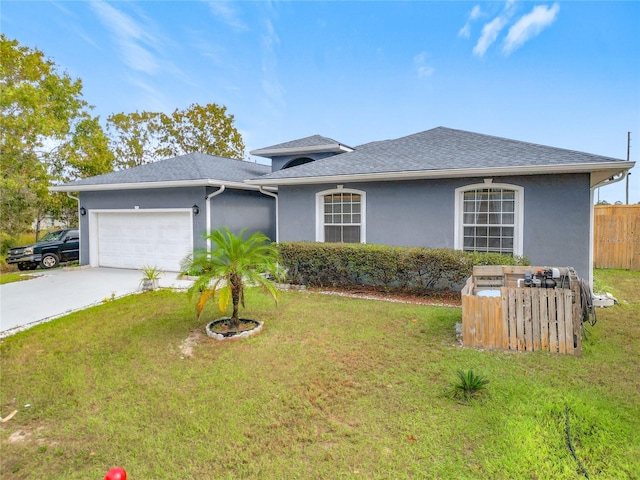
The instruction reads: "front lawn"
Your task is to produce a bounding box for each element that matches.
[1,271,638,479]
[0,273,34,285]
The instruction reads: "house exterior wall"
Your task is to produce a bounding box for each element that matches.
[520,174,591,276]
[78,187,275,266]
[277,173,592,278]
[207,188,276,240]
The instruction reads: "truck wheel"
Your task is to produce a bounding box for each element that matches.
[17,263,27,271]
[41,253,59,269]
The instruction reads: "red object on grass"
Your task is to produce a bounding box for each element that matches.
[105,467,127,480]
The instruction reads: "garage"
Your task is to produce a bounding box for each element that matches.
[90,209,193,272]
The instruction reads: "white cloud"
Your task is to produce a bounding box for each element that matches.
[207,1,248,32]
[503,3,560,54]
[414,52,435,78]
[458,5,482,39]
[473,16,508,57]
[260,18,285,109]
[91,1,159,74]
[505,0,517,11]
[261,18,279,54]
[459,24,471,39]
[51,1,75,17]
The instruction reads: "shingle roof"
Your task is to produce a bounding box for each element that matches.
[52,153,270,190]
[251,134,344,152]
[51,128,632,193]
[250,127,627,183]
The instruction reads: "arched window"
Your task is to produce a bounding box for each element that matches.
[283,157,314,169]
[316,187,366,243]
[454,183,523,256]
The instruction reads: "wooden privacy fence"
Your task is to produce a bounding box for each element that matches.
[462,266,582,356]
[594,204,640,270]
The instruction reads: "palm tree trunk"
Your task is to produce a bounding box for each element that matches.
[230,273,241,329]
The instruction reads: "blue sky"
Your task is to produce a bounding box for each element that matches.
[3,0,639,203]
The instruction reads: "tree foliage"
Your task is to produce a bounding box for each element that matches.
[1,36,247,240]
[0,35,114,237]
[107,103,245,169]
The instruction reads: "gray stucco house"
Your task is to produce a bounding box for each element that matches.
[51,127,633,284]
[50,153,276,272]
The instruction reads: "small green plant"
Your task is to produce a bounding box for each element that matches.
[140,265,163,281]
[454,369,489,400]
[140,265,163,291]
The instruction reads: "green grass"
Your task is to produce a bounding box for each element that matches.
[0,273,35,285]
[1,270,639,479]
[592,269,639,305]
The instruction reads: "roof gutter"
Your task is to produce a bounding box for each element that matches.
[590,169,629,190]
[49,179,272,193]
[250,143,354,157]
[246,161,635,186]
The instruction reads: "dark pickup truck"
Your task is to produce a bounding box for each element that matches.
[7,228,80,270]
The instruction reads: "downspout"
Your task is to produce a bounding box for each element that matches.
[67,192,82,264]
[205,185,225,252]
[259,187,279,243]
[589,171,629,289]
[66,192,80,213]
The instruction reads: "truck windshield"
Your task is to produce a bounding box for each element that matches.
[39,231,65,242]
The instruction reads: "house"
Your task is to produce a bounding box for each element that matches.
[51,127,634,285]
[50,153,276,272]
[247,127,633,285]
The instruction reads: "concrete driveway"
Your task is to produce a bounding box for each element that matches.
[0,267,192,337]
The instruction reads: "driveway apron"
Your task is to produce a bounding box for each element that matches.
[0,267,191,337]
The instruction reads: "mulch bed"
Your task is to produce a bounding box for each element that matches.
[306,284,462,307]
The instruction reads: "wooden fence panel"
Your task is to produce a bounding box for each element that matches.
[572,292,582,357]
[564,289,574,355]
[462,266,582,355]
[594,205,640,270]
[531,288,541,350]
[482,297,490,348]
[462,288,581,355]
[539,289,549,350]
[501,292,509,350]
[462,294,503,350]
[524,291,533,351]
[548,290,558,353]
[556,290,566,354]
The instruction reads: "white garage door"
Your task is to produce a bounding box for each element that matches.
[95,210,193,271]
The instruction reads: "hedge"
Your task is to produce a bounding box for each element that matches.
[277,242,530,293]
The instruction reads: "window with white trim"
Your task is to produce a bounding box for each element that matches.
[455,183,523,256]
[316,188,366,243]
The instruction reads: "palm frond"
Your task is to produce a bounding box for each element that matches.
[196,288,215,318]
[180,227,284,322]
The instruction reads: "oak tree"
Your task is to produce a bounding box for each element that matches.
[0,35,114,238]
[107,103,245,169]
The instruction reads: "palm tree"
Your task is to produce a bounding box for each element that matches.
[182,227,284,330]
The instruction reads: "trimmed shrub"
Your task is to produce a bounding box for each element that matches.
[277,242,529,293]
